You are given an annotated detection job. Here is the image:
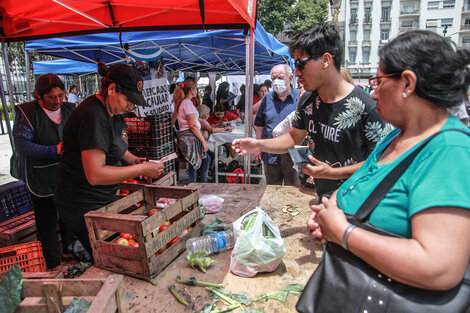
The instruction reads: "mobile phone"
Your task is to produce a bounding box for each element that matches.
[288,146,313,167]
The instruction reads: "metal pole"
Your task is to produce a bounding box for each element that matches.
[243,27,255,184]
[0,74,15,150]
[25,49,32,101]
[2,42,17,121]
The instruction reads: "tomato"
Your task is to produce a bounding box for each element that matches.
[158,224,169,233]
[116,238,129,245]
[163,221,171,227]
[128,240,139,247]
[130,179,138,184]
[131,234,138,241]
[148,209,158,216]
[158,245,167,254]
[168,237,180,246]
[120,190,129,196]
[154,252,160,257]
[120,233,131,240]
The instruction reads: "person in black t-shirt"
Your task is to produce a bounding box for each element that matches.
[232,24,390,200]
[54,62,163,255]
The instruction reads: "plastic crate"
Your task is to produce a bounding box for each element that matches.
[0,241,46,273]
[125,112,174,148]
[0,181,34,223]
[128,145,176,173]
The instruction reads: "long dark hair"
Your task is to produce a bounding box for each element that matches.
[97,62,123,102]
[379,30,470,108]
[35,74,65,100]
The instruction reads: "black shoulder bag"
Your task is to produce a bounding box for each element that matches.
[296,129,470,313]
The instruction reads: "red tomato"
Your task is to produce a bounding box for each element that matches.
[168,237,180,246]
[158,224,169,233]
[128,240,139,247]
[120,190,129,196]
[116,238,129,245]
[148,209,158,217]
[120,233,132,240]
[131,234,138,241]
[155,252,160,257]
[130,179,138,184]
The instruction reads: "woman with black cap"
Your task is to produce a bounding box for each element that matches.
[54,62,164,256]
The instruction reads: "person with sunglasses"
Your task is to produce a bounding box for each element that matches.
[233,24,389,199]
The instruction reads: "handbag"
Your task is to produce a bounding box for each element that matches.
[9,150,21,180]
[296,129,470,313]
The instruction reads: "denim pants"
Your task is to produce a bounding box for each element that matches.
[187,154,211,183]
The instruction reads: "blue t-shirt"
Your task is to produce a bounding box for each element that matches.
[337,115,470,238]
[68,93,79,104]
[254,88,299,164]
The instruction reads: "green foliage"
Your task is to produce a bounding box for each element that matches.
[187,251,216,273]
[64,298,92,313]
[0,264,23,313]
[257,0,329,39]
[253,284,304,303]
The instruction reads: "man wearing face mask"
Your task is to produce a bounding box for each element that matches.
[253,64,300,186]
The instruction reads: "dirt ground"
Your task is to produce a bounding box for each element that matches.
[81,183,323,313]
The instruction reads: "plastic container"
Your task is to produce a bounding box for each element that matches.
[0,241,46,273]
[186,230,234,255]
[0,181,34,223]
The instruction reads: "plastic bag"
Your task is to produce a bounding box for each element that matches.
[230,207,286,277]
[198,195,224,214]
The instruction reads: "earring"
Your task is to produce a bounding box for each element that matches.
[402,92,407,98]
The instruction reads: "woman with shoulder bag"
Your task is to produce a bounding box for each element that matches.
[298,30,470,313]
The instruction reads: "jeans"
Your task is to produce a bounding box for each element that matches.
[187,154,211,183]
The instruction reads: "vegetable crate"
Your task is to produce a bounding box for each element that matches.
[125,112,173,148]
[128,145,176,173]
[0,241,46,274]
[116,171,177,199]
[0,211,37,247]
[84,185,202,280]
[16,274,127,313]
[0,181,34,223]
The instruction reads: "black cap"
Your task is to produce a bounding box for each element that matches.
[105,64,148,107]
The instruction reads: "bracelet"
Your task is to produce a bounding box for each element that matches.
[342,225,356,250]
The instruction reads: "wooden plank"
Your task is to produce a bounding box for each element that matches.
[153,171,177,186]
[23,271,63,279]
[44,283,63,313]
[96,241,142,260]
[96,254,148,280]
[98,189,144,214]
[88,275,124,313]
[22,279,104,297]
[84,212,145,234]
[17,296,96,313]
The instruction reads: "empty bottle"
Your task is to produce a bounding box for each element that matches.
[186,230,235,255]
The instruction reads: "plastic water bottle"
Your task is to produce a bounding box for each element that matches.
[186,230,235,255]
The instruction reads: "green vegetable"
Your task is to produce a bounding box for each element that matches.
[169,285,188,305]
[253,284,304,303]
[201,218,232,235]
[241,213,257,231]
[176,275,224,288]
[0,264,23,313]
[207,287,251,306]
[64,298,92,313]
[240,309,265,313]
[197,303,216,313]
[187,251,216,273]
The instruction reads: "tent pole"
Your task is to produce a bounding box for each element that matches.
[25,50,32,101]
[0,74,15,150]
[243,26,255,184]
[2,42,17,121]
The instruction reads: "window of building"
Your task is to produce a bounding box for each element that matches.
[351,8,357,23]
[381,29,390,41]
[462,36,470,43]
[427,1,440,9]
[362,49,370,63]
[364,7,371,22]
[382,7,391,22]
[363,29,371,41]
[402,20,414,28]
[402,3,415,13]
[350,30,357,42]
[441,18,453,27]
[443,0,455,8]
[426,19,439,28]
[349,48,357,64]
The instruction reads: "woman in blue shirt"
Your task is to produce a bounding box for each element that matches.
[308,30,470,292]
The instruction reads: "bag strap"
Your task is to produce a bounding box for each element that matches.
[353,128,470,223]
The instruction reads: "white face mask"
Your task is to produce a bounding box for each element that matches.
[272,79,287,95]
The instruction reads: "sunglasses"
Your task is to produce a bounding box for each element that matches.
[294,54,324,71]
[368,73,402,90]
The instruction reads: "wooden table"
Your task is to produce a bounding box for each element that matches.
[81,184,323,313]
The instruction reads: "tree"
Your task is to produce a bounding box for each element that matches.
[257,0,329,39]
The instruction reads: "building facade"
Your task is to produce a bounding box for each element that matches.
[332,0,470,82]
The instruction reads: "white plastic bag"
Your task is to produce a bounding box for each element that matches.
[230,207,286,277]
[198,195,224,214]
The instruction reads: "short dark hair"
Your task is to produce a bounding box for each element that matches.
[264,80,272,87]
[214,103,227,113]
[379,30,470,108]
[35,74,65,99]
[290,24,343,71]
[69,85,78,93]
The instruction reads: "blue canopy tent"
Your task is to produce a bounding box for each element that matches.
[25,21,293,74]
[33,59,97,75]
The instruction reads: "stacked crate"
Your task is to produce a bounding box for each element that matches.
[0,181,34,223]
[125,112,176,173]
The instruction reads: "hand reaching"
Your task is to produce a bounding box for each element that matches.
[302,155,333,179]
[232,137,260,156]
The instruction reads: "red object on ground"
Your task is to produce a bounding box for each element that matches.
[0,241,47,273]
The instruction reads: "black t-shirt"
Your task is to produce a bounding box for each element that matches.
[292,86,391,197]
[54,95,127,212]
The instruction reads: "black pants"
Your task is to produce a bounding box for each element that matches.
[57,207,93,258]
[30,194,66,269]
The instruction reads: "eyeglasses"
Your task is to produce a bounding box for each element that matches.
[368,73,402,90]
[294,54,324,71]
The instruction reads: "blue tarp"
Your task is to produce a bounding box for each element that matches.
[33,59,97,74]
[25,21,292,74]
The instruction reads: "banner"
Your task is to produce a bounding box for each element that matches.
[128,48,172,117]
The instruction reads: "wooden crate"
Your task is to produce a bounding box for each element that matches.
[0,211,37,247]
[116,171,177,197]
[85,185,202,280]
[16,274,127,313]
